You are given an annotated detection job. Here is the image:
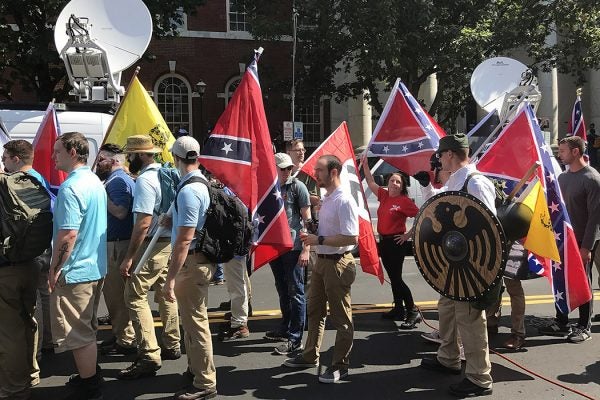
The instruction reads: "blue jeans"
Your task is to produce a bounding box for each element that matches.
[270,250,305,344]
[213,264,224,281]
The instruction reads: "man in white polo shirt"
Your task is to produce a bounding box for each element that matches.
[283,154,359,384]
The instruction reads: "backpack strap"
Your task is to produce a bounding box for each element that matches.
[174,176,208,213]
[460,172,482,193]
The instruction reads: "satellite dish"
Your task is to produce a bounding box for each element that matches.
[54,0,153,74]
[470,57,527,113]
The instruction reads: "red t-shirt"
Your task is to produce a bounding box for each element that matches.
[376,187,419,235]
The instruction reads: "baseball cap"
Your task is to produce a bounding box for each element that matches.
[171,136,200,160]
[274,153,294,169]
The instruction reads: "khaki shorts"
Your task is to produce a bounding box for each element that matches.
[50,278,103,353]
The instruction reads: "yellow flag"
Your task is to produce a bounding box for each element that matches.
[104,76,175,164]
[522,181,560,261]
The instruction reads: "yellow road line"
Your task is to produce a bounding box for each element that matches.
[98,293,599,330]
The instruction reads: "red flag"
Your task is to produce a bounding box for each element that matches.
[476,105,591,312]
[198,49,292,269]
[32,103,66,191]
[366,79,445,177]
[301,122,384,283]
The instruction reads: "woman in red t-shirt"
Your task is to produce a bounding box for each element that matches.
[363,162,420,329]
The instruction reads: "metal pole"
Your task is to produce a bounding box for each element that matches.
[291,2,297,125]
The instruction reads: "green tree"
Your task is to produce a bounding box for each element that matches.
[247,0,600,130]
[0,0,205,102]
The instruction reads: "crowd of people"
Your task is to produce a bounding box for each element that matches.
[0,132,598,400]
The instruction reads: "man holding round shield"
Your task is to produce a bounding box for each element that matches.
[418,133,496,397]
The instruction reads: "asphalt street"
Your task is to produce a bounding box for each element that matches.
[32,257,600,400]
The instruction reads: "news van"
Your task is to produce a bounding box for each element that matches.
[0,103,115,166]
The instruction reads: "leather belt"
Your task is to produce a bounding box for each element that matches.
[317,252,350,260]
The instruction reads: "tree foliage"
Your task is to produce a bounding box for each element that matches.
[0,0,205,102]
[247,0,600,130]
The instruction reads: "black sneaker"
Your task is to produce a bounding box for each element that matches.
[117,360,161,380]
[66,365,103,387]
[161,347,182,360]
[592,314,600,322]
[448,378,492,397]
[63,374,103,400]
[274,340,303,355]
[283,354,317,368]
[219,300,231,310]
[264,330,288,341]
[538,320,571,337]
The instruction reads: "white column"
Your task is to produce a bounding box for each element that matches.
[588,70,600,128]
[347,91,372,148]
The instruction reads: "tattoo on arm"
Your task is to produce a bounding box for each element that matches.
[52,242,69,272]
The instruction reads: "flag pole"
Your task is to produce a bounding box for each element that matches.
[507,161,541,201]
[91,66,141,170]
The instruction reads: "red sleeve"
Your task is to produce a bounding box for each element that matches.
[377,186,388,202]
[402,196,420,217]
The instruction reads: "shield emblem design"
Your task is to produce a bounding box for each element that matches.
[413,191,508,301]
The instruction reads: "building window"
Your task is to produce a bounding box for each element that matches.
[229,0,250,32]
[224,76,242,106]
[155,75,192,135]
[296,99,322,146]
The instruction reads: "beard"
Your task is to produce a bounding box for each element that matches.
[128,154,144,175]
[95,167,111,181]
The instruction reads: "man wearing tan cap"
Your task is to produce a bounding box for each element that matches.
[117,135,181,380]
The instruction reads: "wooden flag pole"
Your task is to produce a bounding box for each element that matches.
[507,161,541,201]
[91,66,141,170]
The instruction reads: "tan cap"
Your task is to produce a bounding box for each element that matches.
[171,136,200,160]
[274,152,294,168]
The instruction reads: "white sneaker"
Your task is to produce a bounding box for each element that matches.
[421,330,442,344]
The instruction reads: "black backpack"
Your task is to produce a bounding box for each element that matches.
[175,177,252,263]
[0,172,53,265]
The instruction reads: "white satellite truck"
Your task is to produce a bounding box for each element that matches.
[0,0,152,165]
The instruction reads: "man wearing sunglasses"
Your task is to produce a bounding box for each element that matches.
[264,153,312,356]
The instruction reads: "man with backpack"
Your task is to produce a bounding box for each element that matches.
[161,136,217,400]
[0,141,52,399]
[265,153,312,355]
[49,132,107,400]
[118,135,181,380]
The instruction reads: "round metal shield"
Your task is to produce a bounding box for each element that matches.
[412,191,508,301]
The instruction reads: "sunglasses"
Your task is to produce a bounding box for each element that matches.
[279,166,293,171]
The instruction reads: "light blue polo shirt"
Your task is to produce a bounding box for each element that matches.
[132,163,167,237]
[54,166,107,284]
[171,170,210,247]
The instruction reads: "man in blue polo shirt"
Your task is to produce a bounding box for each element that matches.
[95,143,137,356]
[49,131,107,400]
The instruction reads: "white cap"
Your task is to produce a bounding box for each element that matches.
[274,152,294,168]
[171,136,200,160]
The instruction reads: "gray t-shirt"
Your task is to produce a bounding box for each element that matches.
[558,165,600,250]
[281,177,310,250]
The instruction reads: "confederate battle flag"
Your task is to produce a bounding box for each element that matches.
[199,48,292,269]
[301,122,384,283]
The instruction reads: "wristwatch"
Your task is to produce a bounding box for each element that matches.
[318,235,325,245]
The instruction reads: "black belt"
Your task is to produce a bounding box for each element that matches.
[107,238,129,242]
[317,252,350,260]
[380,233,404,240]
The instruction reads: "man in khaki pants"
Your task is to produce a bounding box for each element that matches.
[118,135,181,380]
[162,136,217,400]
[284,155,359,384]
[418,134,495,397]
[95,143,137,355]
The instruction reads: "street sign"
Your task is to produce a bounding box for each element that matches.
[293,121,303,140]
[283,121,293,141]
